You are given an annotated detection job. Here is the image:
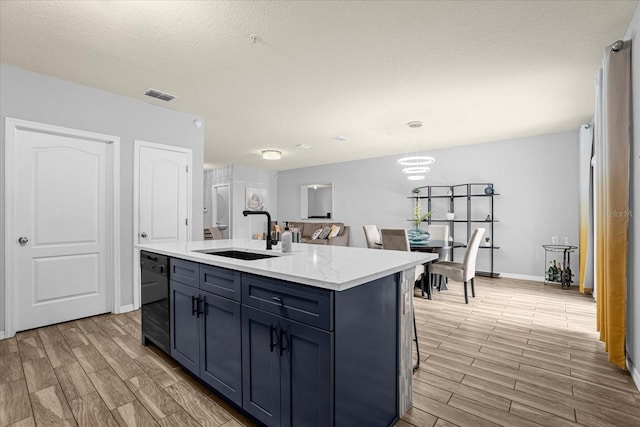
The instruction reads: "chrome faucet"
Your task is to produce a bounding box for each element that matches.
[242,210,276,250]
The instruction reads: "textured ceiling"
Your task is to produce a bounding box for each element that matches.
[1,1,637,170]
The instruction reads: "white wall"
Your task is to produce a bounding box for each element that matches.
[0,64,204,334]
[277,131,579,279]
[625,3,640,386]
[231,165,278,240]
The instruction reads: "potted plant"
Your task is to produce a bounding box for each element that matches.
[485,236,491,247]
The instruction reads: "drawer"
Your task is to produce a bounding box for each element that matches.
[242,274,333,331]
[200,265,241,302]
[170,258,199,288]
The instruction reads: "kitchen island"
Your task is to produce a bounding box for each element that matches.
[136,239,436,427]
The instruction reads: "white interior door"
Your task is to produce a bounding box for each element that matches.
[133,141,191,309]
[13,126,112,331]
[137,145,190,244]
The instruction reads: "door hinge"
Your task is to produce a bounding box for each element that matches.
[185,165,189,173]
[185,218,188,226]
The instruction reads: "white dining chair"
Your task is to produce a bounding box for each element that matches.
[380,228,422,283]
[362,225,382,249]
[426,224,450,261]
[430,228,485,304]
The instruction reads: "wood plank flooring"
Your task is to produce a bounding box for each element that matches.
[404,277,640,427]
[0,276,638,426]
[0,311,252,427]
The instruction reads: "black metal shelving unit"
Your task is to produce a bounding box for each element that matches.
[408,183,500,277]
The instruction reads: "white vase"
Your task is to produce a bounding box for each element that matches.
[445,212,455,220]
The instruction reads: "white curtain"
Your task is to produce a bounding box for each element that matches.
[578,124,594,292]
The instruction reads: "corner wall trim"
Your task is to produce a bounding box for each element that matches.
[628,356,640,392]
[118,304,135,314]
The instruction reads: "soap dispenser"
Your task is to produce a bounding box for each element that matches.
[281,221,292,253]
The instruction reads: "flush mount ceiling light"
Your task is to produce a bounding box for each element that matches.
[407,175,426,181]
[402,166,430,174]
[296,144,311,149]
[397,156,435,166]
[261,150,282,160]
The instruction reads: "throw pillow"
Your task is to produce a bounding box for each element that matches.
[320,226,332,239]
[311,228,323,240]
[328,224,341,239]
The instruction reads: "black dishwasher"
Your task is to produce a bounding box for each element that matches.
[140,251,170,354]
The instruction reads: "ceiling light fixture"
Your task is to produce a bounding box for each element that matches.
[296,144,311,149]
[261,149,282,160]
[407,175,426,181]
[397,156,435,166]
[402,166,430,174]
[399,121,435,171]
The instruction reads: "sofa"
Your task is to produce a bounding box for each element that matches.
[284,221,350,246]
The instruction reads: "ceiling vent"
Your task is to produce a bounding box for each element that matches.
[144,88,176,102]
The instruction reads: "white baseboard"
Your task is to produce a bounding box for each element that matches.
[498,272,582,288]
[628,356,640,392]
[118,304,135,314]
[499,273,545,282]
[0,331,5,340]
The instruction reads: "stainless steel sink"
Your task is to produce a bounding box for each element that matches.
[196,249,278,261]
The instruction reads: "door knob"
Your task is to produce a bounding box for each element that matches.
[18,236,29,245]
[140,232,148,238]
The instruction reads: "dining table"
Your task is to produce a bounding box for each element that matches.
[409,239,466,299]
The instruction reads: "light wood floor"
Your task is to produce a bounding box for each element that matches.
[402,277,640,427]
[0,277,638,426]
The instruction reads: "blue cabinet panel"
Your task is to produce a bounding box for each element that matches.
[170,258,199,288]
[282,319,333,427]
[200,292,242,406]
[242,306,282,426]
[334,274,398,426]
[200,264,241,302]
[242,273,333,331]
[169,280,199,375]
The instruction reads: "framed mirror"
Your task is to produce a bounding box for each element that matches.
[300,184,334,219]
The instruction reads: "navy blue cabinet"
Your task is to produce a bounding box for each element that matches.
[169,260,242,406]
[241,306,283,426]
[200,292,241,405]
[169,280,200,374]
[165,257,399,427]
[242,306,333,427]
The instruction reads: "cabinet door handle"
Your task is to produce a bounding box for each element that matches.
[197,296,204,318]
[279,328,288,356]
[272,296,284,305]
[191,295,198,316]
[269,325,278,352]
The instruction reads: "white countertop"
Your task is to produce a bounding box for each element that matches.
[136,239,438,291]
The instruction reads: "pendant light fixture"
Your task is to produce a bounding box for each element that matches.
[399,121,434,180]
